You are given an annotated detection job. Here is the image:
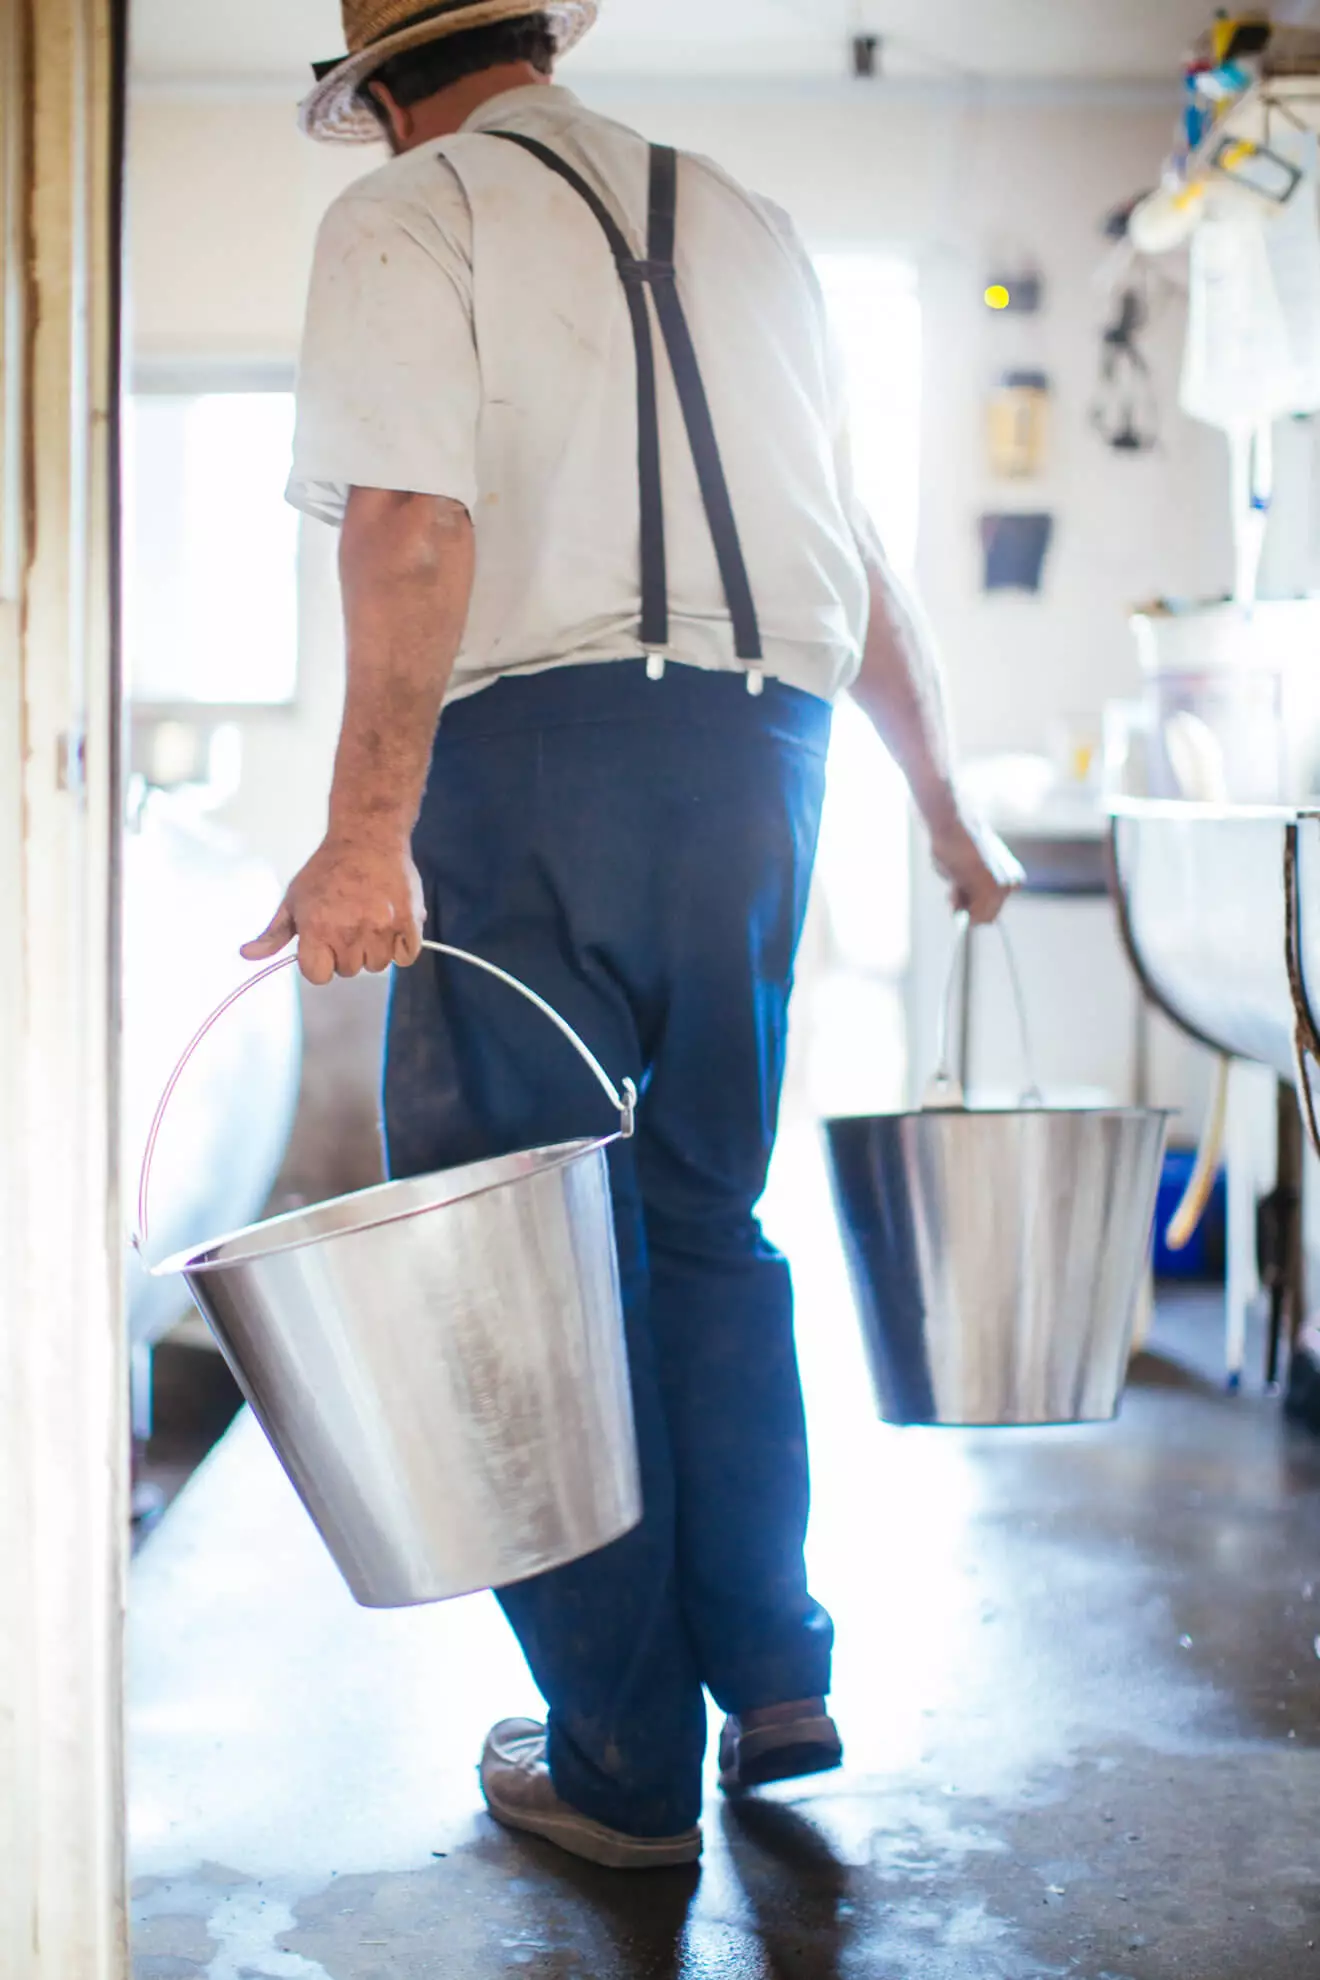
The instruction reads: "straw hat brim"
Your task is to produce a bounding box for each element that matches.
[299,1,598,143]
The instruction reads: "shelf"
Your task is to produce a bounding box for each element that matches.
[1188,72,1320,172]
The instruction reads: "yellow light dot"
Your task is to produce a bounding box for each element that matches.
[984,284,1012,311]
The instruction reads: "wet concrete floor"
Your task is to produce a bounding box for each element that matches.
[131,1128,1320,1979]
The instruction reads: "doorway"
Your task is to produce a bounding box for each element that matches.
[1,3,130,1975]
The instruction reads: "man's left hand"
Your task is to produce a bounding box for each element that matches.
[928,813,1024,926]
[241,832,426,985]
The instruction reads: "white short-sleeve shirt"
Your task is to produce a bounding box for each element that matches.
[288,84,869,704]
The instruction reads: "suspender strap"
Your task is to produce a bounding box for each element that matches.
[489,130,668,650]
[486,132,764,666]
[647,140,677,266]
[643,147,762,663]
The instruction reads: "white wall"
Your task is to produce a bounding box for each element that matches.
[127,86,1227,1113]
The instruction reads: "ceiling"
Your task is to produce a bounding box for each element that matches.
[128,0,1310,88]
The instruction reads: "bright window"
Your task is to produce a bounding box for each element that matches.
[814,253,922,580]
[124,389,299,706]
[795,254,923,1116]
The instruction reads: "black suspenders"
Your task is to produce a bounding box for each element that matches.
[487,132,765,672]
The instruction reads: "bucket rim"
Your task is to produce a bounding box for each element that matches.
[875,1410,1122,1429]
[154,1134,615,1280]
[823,1104,1175,1129]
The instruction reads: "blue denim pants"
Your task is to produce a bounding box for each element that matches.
[384,659,835,1837]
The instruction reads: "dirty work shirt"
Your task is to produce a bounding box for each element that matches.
[287,85,869,705]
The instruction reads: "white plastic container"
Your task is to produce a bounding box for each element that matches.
[1130,598,1320,802]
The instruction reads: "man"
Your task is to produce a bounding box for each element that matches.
[245,0,1016,1873]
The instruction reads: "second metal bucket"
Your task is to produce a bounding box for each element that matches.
[141,944,643,1608]
[825,919,1169,1428]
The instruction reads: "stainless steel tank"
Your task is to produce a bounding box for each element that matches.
[122,791,301,1436]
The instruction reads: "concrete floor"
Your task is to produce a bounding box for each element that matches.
[130,1128,1320,1980]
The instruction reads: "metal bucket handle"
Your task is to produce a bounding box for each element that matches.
[927,911,1044,1111]
[134,939,638,1254]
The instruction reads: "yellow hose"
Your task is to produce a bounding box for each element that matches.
[1166,1055,1231,1253]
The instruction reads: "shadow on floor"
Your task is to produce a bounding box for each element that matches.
[1126,1346,1227,1399]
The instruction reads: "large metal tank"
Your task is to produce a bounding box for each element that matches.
[1110,598,1320,1073]
[1110,800,1302,1079]
[123,791,301,1440]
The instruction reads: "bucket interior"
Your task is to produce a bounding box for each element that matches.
[159,1136,609,1277]
[827,1104,1173,1127]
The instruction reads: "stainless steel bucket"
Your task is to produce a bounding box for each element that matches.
[825,919,1169,1427]
[138,944,643,1608]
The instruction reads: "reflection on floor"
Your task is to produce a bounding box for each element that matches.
[131,1126,1320,1979]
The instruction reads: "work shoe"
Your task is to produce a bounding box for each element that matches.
[479,1719,703,1871]
[719,1700,844,1795]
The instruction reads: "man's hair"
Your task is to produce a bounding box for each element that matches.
[360,12,555,117]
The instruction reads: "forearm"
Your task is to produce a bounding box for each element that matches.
[328,487,475,845]
[848,514,960,834]
[846,513,1020,923]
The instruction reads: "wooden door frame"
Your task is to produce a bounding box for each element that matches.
[0,0,129,1974]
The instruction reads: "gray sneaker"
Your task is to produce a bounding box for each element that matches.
[719,1702,844,1795]
[479,1720,703,1871]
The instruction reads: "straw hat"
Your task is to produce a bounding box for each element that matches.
[300,0,598,144]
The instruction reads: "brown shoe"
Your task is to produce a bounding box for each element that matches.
[718,1701,843,1795]
[480,1720,703,1871]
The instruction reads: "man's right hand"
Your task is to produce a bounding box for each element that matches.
[928,813,1023,926]
[241,831,426,985]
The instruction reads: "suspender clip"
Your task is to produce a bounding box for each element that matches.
[745,668,765,697]
[620,258,676,288]
[645,653,667,682]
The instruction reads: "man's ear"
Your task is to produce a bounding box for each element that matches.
[367,78,410,149]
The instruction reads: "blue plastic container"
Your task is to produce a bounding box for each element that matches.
[1153,1148,1227,1282]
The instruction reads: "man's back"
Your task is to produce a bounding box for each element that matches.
[289,85,868,702]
